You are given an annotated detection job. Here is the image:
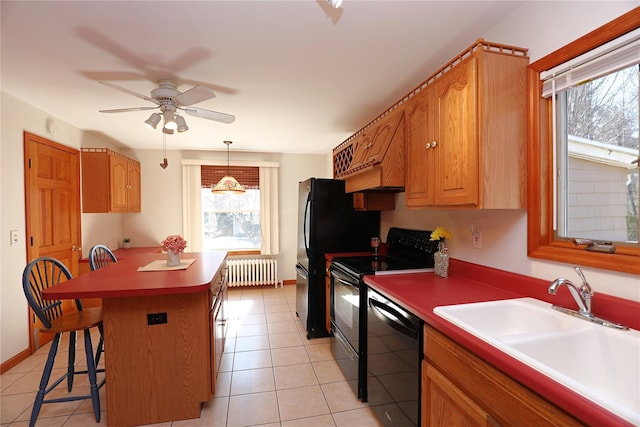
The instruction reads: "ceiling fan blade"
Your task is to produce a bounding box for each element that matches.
[184,107,235,124]
[99,81,159,104]
[174,85,215,106]
[99,106,158,113]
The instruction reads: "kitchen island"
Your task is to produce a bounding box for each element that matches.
[363,259,639,427]
[42,251,227,427]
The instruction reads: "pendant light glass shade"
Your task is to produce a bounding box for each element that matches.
[212,141,245,194]
[211,175,246,193]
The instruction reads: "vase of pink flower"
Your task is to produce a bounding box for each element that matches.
[162,234,187,266]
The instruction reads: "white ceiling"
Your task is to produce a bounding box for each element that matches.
[1,1,523,155]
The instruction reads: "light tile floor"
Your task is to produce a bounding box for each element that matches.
[1,286,384,426]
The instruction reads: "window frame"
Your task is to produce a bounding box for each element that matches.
[527,7,640,275]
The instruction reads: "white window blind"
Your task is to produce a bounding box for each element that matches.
[541,28,640,98]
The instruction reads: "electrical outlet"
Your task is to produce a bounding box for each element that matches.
[10,230,20,246]
[472,231,483,249]
[147,312,168,325]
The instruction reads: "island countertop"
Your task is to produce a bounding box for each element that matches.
[43,251,227,299]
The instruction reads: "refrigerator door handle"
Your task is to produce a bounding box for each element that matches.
[303,192,311,257]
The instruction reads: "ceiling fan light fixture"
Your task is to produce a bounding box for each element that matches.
[162,127,174,135]
[163,110,177,130]
[144,113,161,130]
[327,0,343,9]
[175,115,189,132]
[212,140,245,194]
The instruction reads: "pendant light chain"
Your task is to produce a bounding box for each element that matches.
[211,140,245,193]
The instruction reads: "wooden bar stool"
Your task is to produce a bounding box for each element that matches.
[88,244,117,365]
[22,257,105,426]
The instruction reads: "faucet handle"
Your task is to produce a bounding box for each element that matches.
[573,266,593,295]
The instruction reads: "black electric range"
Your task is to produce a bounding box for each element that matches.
[329,228,437,407]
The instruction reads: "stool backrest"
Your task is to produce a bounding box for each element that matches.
[89,244,117,271]
[22,257,81,328]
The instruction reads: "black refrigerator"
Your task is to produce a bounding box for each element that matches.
[295,178,380,339]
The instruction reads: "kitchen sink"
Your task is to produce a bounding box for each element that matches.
[434,297,640,425]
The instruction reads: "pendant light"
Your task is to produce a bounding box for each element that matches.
[211,141,245,194]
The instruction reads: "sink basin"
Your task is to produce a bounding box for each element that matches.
[434,298,640,425]
[433,297,588,339]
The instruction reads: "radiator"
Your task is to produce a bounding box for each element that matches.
[226,258,280,287]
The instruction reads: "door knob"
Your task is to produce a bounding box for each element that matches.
[72,245,82,252]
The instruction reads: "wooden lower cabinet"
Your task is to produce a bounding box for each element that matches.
[422,325,584,427]
[209,264,228,395]
[103,292,211,426]
[423,361,497,427]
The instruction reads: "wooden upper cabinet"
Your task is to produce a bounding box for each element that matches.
[81,148,141,213]
[406,40,529,209]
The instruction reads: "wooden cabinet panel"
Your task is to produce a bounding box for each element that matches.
[406,86,436,207]
[433,57,479,206]
[127,160,141,212]
[209,266,227,395]
[103,292,210,426]
[422,361,496,427]
[109,155,128,212]
[81,148,141,213]
[353,191,396,210]
[405,40,528,209]
[422,325,584,427]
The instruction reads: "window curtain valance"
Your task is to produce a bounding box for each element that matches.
[201,166,260,189]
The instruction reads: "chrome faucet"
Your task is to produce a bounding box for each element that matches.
[548,266,628,330]
[548,270,592,316]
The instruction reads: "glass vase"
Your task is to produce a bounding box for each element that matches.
[434,241,449,278]
[167,250,181,266]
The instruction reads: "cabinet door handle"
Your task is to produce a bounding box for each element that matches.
[425,141,438,149]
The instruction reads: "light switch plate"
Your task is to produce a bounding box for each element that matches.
[10,230,20,246]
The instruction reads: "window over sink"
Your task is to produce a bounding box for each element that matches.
[528,8,640,274]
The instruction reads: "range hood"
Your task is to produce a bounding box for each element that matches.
[333,107,405,193]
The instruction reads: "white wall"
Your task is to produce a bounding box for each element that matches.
[1,93,86,364]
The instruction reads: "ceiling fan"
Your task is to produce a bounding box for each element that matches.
[99,79,235,134]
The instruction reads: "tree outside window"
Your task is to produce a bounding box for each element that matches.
[202,188,261,250]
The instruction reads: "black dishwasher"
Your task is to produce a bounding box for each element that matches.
[367,286,422,426]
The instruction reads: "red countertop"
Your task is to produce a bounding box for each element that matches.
[363,258,639,427]
[79,246,161,264]
[44,251,227,299]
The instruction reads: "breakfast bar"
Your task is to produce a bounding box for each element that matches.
[42,251,227,427]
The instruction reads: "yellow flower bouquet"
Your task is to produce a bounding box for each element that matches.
[430,227,452,242]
